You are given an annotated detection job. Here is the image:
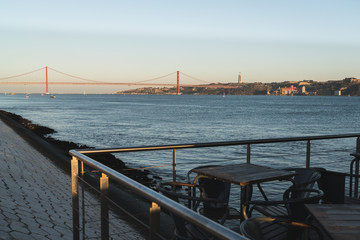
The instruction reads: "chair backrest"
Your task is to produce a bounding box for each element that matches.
[157,185,211,240]
[241,217,323,240]
[282,169,324,221]
[157,187,189,238]
[291,168,321,188]
[285,168,321,199]
[240,218,289,240]
[198,177,231,209]
[240,218,266,240]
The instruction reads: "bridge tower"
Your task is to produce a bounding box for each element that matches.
[238,72,242,84]
[177,71,180,95]
[45,66,49,94]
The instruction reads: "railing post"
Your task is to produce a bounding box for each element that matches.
[149,202,161,239]
[173,149,176,184]
[100,173,109,240]
[306,140,311,168]
[247,144,251,163]
[71,157,80,240]
[350,138,360,197]
[81,161,85,240]
[355,159,359,198]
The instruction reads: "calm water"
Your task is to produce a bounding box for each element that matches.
[1,94,359,178]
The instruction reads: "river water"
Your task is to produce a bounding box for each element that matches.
[1,94,359,180]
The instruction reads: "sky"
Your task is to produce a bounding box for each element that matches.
[1,0,360,93]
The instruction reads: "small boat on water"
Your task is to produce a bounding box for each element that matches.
[50,95,56,98]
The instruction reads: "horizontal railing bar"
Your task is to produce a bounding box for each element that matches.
[69,150,246,240]
[75,133,360,154]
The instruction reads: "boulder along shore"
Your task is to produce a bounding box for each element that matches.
[0,110,156,187]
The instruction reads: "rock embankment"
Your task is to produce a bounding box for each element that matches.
[0,110,155,187]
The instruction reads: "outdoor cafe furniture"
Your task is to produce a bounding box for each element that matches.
[156,183,213,240]
[245,188,323,222]
[187,166,241,224]
[305,204,360,240]
[245,168,323,220]
[190,163,297,221]
[160,165,240,225]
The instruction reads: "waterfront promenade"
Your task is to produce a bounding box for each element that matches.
[0,119,145,239]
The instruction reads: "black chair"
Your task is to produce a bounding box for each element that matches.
[240,217,323,240]
[246,168,323,220]
[187,166,241,224]
[157,183,214,240]
[285,168,322,192]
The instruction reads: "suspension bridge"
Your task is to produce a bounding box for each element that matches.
[0,67,238,94]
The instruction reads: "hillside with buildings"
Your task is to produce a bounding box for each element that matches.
[117,78,360,96]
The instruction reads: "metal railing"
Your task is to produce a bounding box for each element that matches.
[69,133,360,239]
[70,151,246,240]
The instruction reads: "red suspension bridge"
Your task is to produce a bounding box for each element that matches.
[0,67,238,94]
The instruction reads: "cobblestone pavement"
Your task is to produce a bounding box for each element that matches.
[0,120,146,239]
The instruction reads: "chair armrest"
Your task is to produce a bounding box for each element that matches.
[283,188,323,202]
[245,189,323,206]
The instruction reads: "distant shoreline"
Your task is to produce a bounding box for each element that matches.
[2,93,355,96]
[115,78,360,96]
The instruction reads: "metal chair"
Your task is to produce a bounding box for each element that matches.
[240,217,323,240]
[187,166,241,224]
[246,168,323,220]
[157,183,214,240]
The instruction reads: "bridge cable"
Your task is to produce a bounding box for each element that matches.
[0,67,45,81]
[47,67,106,83]
[49,67,177,85]
[131,72,177,84]
[180,72,211,84]
[0,67,183,85]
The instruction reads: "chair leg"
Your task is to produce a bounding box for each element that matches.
[219,209,229,225]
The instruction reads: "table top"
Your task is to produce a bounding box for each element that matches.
[305,204,360,240]
[191,163,296,187]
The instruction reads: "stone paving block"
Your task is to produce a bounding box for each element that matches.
[2,209,20,222]
[53,225,73,238]
[0,230,11,240]
[15,205,35,216]
[22,216,40,229]
[0,221,11,232]
[27,232,50,240]
[28,225,50,237]
[9,221,30,234]
[0,201,17,212]
[10,230,34,239]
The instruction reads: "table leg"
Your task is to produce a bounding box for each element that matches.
[240,184,253,221]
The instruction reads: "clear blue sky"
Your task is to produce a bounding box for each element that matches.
[1,0,359,93]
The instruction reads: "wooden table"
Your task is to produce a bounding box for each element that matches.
[191,163,296,220]
[306,204,360,240]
